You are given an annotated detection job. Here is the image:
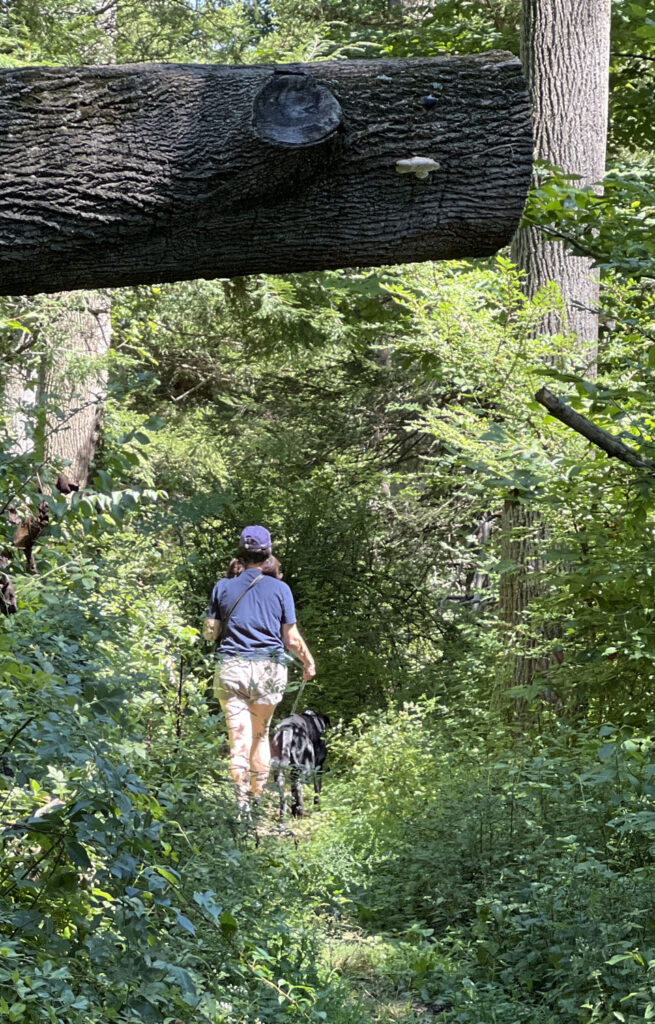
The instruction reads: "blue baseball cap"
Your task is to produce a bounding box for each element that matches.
[239,525,272,550]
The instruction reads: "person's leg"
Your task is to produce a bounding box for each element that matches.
[249,700,275,798]
[219,695,252,807]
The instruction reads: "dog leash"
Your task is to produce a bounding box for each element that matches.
[289,671,308,715]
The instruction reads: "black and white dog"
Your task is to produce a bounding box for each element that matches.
[270,710,330,818]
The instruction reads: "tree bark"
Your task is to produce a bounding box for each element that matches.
[512,0,610,366]
[40,291,111,488]
[35,5,116,487]
[496,493,545,715]
[497,0,611,713]
[0,54,532,295]
[2,364,37,457]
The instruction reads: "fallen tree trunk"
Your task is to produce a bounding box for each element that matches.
[535,386,655,473]
[0,54,532,296]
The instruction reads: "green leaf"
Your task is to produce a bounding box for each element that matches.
[65,840,91,870]
[193,890,221,923]
[154,866,180,886]
[174,912,195,935]
[220,910,238,936]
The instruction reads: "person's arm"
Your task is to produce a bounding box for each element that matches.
[282,623,316,681]
[204,582,221,642]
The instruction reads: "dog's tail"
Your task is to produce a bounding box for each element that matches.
[270,725,294,769]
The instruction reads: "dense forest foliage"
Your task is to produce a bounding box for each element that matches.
[1,1,655,1022]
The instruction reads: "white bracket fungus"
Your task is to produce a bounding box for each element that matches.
[395,156,440,180]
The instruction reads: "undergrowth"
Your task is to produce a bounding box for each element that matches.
[3,539,655,1024]
[290,700,655,1024]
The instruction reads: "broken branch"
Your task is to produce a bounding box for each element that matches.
[535,385,655,474]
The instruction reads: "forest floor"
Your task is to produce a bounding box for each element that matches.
[180,707,650,1024]
[250,802,453,1024]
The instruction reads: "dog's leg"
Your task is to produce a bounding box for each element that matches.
[291,769,304,818]
[313,768,323,807]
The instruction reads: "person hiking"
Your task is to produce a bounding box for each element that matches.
[204,525,316,814]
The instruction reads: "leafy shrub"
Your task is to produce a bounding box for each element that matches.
[298,703,655,1022]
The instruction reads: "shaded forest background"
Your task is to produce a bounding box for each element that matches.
[2,2,655,1022]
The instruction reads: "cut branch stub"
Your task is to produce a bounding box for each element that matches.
[252,72,343,146]
[0,54,533,296]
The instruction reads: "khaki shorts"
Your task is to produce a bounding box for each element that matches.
[214,657,288,707]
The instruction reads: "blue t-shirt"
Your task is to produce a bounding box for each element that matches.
[207,568,296,658]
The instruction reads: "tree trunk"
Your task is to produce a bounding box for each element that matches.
[496,493,547,716]
[512,0,610,367]
[40,291,111,488]
[36,5,115,487]
[2,364,38,457]
[497,0,611,712]
[0,54,532,295]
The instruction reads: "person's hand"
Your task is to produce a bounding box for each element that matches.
[204,618,220,642]
[303,661,316,681]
